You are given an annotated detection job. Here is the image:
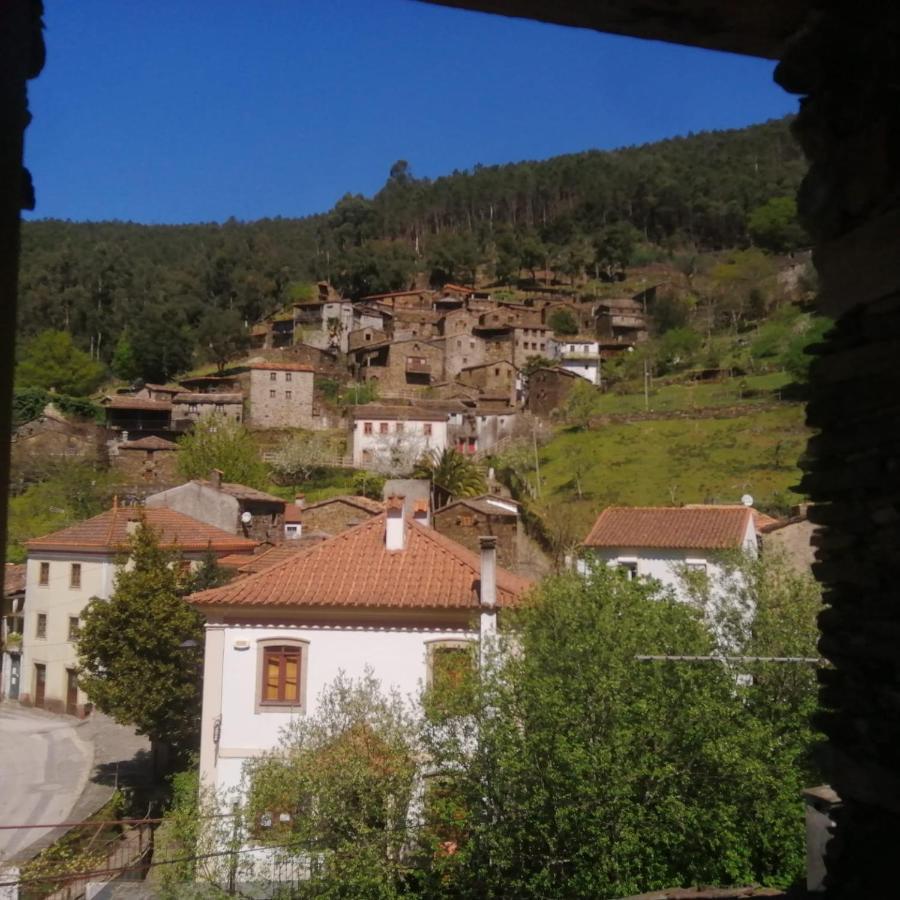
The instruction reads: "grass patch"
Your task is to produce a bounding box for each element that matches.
[265,467,360,504]
[537,404,809,538]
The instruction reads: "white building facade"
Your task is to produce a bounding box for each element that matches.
[349,405,449,470]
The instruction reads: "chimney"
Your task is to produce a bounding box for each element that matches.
[209,469,223,489]
[479,536,497,609]
[295,493,305,509]
[413,498,429,527]
[385,495,405,551]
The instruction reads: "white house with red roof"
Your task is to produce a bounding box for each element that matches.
[187,498,530,796]
[579,505,760,602]
[19,505,257,716]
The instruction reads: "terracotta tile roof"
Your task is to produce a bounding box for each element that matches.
[683,504,781,533]
[247,362,314,372]
[26,507,259,554]
[118,435,181,451]
[102,396,173,411]
[350,404,448,422]
[142,383,181,393]
[234,541,326,574]
[219,552,263,569]
[303,495,384,515]
[188,514,531,610]
[583,506,754,550]
[4,563,26,596]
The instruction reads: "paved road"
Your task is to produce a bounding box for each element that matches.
[0,705,93,863]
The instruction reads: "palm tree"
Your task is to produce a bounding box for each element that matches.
[413,448,486,509]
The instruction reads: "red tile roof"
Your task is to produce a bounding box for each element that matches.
[4,563,26,596]
[26,507,258,554]
[173,392,243,403]
[248,362,313,372]
[118,435,180,451]
[350,404,448,422]
[234,542,325,574]
[302,495,384,515]
[188,514,531,610]
[583,506,754,550]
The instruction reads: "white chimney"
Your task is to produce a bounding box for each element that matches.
[479,535,498,664]
[479,535,497,609]
[413,499,429,527]
[385,495,405,551]
[295,494,305,509]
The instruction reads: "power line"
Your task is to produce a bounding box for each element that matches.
[635,654,822,664]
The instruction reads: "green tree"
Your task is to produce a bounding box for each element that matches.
[269,431,340,485]
[783,315,833,383]
[15,330,106,396]
[76,521,205,761]
[413,448,486,507]
[593,222,639,280]
[422,564,816,897]
[657,326,703,374]
[748,196,808,253]
[177,411,267,488]
[110,331,140,382]
[195,308,249,373]
[547,308,578,336]
[130,305,194,383]
[351,470,386,500]
[244,672,418,898]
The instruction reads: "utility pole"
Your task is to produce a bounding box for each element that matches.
[532,422,541,498]
[643,359,650,411]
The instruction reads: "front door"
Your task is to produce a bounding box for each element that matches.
[8,654,20,700]
[34,663,46,708]
[66,668,78,716]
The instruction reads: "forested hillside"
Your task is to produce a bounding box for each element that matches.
[17,117,804,383]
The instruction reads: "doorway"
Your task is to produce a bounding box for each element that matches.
[8,653,20,700]
[34,663,46,708]
[66,668,78,716]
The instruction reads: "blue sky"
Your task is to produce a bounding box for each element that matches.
[24,0,798,225]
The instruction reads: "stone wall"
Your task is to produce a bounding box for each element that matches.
[247,368,314,429]
[112,447,180,485]
[526,368,579,417]
[433,508,519,570]
[301,501,379,536]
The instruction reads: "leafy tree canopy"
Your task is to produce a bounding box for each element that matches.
[748,195,808,253]
[547,308,578,336]
[15,330,106,396]
[177,411,267,488]
[412,448,486,506]
[196,307,250,373]
[76,521,205,759]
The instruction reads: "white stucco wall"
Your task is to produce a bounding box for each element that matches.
[201,622,478,796]
[350,419,448,468]
[560,358,600,385]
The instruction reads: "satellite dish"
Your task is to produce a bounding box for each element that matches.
[741,494,754,507]
[240,511,253,524]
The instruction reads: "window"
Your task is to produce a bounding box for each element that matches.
[39,562,49,586]
[456,339,461,349]
[36,613,47,639]
[380,422,389,434]
[424,423,432,437]
[70,564,81,589]
[363,421,373,435]
[270,371,277,381]
[617,561,638,580]
[285,390,292,400]
[396,422,404,433]
[258,642,307,709]
[686,561,708,576]
[68,617,80,640]
[494,367,500,376]
[269,389,276,399]
[285,372,292,382]
[285,524,301,539]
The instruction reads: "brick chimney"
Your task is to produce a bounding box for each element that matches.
[209,469,223,489]
[385,495,405,551]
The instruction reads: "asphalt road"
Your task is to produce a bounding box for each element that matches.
[0,705,93,863]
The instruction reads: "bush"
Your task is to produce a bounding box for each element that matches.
[351,470,386,500]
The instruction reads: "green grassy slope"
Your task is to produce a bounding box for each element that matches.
[534,402,809,539]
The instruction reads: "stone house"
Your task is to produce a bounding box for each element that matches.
[440,307,481,338]
[444,332,489,380]
[132,384,182,403]
[525,366,582,417]
[393,309,440,341]
[177,374,244,395]
[594,297,648,343]
[101,395,174,437]
[350,339,445,392]
[110,434,181,485]
[480,304,544,329]
[358,288,433,311]
[19,505,256,715]
[433,494,522,570]
[189,504,530,799]
[349,404,449,469]
[447,405,520,455]
[12,406,107,471]
[172,392,244,427]
[458,359,520,405]
[512,325,552,365]
[146,470,287,543]
[347,326,388,353]
[548,336,602,385]
[760,505,818,573]
[246,362,315,429]
[294,495,384,536]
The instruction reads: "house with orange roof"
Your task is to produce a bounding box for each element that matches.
[579,505,760,603]
[187,498,530,796]
[19,505,257,716]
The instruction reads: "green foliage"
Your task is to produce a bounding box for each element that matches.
[76,521,205,756]
[129,305,194,383]
[15,330,106,396]
[413,448,486,503]
[177,412,267,488]
[12,387,102,427]
[520,355,555,377]
[547,308,578,335]
[269,431,341,484]
[427,232,481,286]
[656,326,703,373]
[422,565,816,896]
[110,330,140,382]
[351,470,386,500]
[244,672,418,898]
[195,307,249,372]
[333,239,417,299]
[6,463,113,562]
[593,221,640,278]
[340,380,379,407]
[783,315,833,384]
[748,196,807,253]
